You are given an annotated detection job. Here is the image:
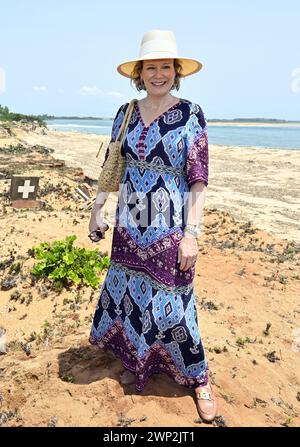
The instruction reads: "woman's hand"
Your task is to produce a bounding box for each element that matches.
[178,233,198,271]
[88,205,107,238]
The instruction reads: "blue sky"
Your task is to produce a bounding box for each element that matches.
[0,0,299,119]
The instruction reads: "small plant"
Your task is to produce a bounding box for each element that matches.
[25,332,38,343]
[0,408,20,426]
[25,292,33,306]
[0,275,17,291]
[210,345,228,354]
[8,262,21,275]
[10,290,22,302]
[60,374,74,383]
[31,320,55,345]
[236,336,256,347]
[6,340,24,352]
[117,412,136,427]
[200,298,219,311]
[278,275,288,284]
[30,235,110,289]
[240,221,256,234]
[264,350,280,363]
[281,416,293,427]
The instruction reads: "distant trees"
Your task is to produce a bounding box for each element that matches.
[0,104,46,126]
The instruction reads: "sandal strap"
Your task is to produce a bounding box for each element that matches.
[196,389,212,400]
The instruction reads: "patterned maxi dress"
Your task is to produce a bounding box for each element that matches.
[89,98,210,391]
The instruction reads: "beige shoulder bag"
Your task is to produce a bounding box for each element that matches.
[97,99,136,192]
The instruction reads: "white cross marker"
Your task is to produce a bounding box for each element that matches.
[18,180,35,199]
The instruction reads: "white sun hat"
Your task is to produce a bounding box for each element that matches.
[117,29,203,78]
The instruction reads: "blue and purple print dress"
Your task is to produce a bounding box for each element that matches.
[89,98,210,391]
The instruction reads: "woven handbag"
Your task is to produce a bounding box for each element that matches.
[97,99,136,192]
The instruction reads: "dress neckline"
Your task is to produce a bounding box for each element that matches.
[135,98,182,130]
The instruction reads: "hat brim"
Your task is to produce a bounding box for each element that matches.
[117,55,203,78]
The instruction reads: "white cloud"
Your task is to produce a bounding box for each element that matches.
[33,86,48,91]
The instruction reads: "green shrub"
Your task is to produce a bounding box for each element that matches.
[30,235,110,289]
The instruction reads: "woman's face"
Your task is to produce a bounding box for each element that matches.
[140,59,176,96]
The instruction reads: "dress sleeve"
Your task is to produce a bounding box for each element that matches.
[185,104,209,188]
[101,102,129,167]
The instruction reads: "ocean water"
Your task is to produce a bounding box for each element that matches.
[46,119,300,150]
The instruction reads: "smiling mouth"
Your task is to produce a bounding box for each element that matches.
[151,81,167,86]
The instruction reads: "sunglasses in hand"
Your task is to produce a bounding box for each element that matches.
[88,224,109,243]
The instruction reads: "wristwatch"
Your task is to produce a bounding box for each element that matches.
[184,223,201,238]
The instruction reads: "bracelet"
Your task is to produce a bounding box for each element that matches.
[184,224,201,238]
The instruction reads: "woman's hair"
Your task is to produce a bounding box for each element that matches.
[130,59,183,91]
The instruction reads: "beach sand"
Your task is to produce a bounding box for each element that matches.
[0,125,299,427]
[6,126,300,243]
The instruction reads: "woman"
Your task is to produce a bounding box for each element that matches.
[88,30,218,422]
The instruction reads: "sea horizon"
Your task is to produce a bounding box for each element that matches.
[46,118,300,150]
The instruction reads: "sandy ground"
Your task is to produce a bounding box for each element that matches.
[6,126,300,243]
[0,124,300,427]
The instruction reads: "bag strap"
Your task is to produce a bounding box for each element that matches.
[115,99,136,145]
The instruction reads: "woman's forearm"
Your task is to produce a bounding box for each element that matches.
[186,181,206,227]
[90,189,109,226]
[95,188,109,206]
